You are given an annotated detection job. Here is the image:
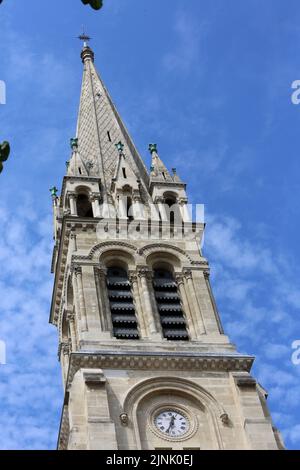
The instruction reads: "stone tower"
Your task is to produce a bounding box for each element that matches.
[50,43,284,450]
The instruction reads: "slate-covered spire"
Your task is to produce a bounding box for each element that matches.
[69,43,149,194]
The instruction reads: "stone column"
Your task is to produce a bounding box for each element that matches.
[175,273,197,340]
[69,193,77,216]
[74,265,88,332]
[138,267,162,339]
[94,267,113,335]
[156,197,168,222]
[91,193,101,218]
[129,271,148,338]
[67,312,78,351]
[183,268,206,335]
[117,195,127,219]
[178,197,191,222]
[70,232,77,253]
[132,196,144,220]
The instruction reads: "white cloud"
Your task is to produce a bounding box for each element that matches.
[163,11,209,73]
[0,195,61,450]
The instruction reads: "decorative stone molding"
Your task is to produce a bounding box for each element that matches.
[88,241,137,260]
[137,243,194,264]
[66,352,254,389]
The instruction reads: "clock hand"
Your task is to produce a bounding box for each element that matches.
[166,416,175,433]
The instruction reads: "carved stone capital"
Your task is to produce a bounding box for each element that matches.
[178,197,188,206]
[94,266,107,279]
[68,191,77,201]
[71,264,82,277]
[175,273,185,286]
[154,196,165,204]
[137,266,153,280]
[128,271,138,284]
[183,268,193,280]
[90,192,101,202]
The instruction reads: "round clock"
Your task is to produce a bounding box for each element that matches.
[154,409,190,438]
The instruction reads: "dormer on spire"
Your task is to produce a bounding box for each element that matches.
[111,141,144,220]
[111,141,140,193]
[67,137,89,177]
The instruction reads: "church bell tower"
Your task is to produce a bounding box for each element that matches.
[49,42,284,450]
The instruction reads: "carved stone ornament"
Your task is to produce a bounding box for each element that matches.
[120,413,129,426]
[220,413,229,425]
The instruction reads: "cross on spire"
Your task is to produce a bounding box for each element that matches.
[78,27,91,48]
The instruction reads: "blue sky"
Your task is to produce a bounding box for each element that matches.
[0,0,300,450]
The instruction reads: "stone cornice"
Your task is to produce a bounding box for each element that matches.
[66,352,254,390]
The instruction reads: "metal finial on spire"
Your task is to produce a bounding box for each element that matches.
[50,186,59,199]
[78,26,92,48]
[116,141,125,155]
[79,28,95,63]
[149,143,158,155]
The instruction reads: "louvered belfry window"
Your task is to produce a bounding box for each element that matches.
[106,267,139,339]
[153,269,189,341]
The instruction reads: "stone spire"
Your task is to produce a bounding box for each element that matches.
[149,143,174,183]
[68,44,149,196]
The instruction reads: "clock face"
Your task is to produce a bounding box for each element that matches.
[154,409,189,438]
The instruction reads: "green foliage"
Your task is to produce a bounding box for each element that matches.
[0,141,10,174]
[81,0,103,10]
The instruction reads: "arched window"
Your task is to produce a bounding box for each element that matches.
[165,197,176,226]
[106,267,139,339]
[77,194,93,218]
[153,268,189,341]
